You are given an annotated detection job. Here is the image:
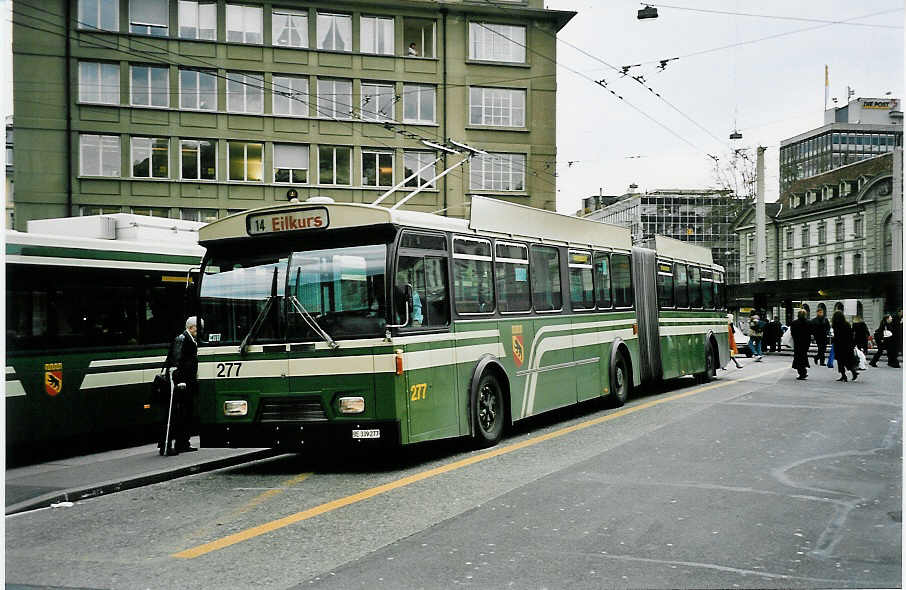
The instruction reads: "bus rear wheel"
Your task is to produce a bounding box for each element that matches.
[473,373,505,447]
[607,353,630,408]
[696,342,716,384]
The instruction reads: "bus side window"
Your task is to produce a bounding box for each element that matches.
[568,250,594,311]
[495,242,531,313]
[396,256,427,326]
[424,256,449,326]
[594,252,612,309]
[453,237,494,314]
[657,261,674,309]
[611,254,633,308]
[673,263,688,308]
[701,270,714,309]
[688,266,702,308]
[531,245,562,312]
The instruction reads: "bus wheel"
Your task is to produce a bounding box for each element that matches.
[474,373,505,447]
[608,353,630,408]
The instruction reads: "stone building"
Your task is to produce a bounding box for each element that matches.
[10,0,574,229]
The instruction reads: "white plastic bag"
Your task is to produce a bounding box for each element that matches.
[781,329,793,349]
[854,347,867,370]
[883,329,893,339]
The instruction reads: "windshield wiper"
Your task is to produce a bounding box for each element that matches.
[288,268,339,349]
[239,267,279,356]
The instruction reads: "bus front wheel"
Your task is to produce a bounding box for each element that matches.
[473,372,505,447]
[608,352,630,408]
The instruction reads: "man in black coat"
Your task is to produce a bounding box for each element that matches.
[810,308,830,365]
[160,316,200,456]
[889,310,902,368]
[790,309,811,380]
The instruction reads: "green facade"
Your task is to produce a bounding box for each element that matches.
[11,0,574,230]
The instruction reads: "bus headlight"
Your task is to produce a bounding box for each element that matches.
[223,400,248,416]
[338,396,365,414]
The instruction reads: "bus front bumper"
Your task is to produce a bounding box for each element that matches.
[199,420,401,451]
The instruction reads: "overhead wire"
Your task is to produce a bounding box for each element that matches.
[643,3,903,28]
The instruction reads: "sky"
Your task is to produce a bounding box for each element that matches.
[546,0,904,213]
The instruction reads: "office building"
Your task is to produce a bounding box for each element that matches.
[11,0,574,229]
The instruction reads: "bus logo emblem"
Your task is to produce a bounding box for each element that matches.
[512,334,525,368]
[44,362,63,396]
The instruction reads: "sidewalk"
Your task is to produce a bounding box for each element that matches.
[5,437,278,515]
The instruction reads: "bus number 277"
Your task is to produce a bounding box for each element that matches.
[410,383,427,401]
[216,362,242,377]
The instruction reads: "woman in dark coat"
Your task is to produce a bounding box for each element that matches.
[831,310,858,382]
[852,316,870,354]
[790,309,812,380]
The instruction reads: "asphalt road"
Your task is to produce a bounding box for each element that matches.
[5,356,902,590]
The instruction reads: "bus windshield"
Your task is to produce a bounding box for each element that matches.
[200,244,387,345]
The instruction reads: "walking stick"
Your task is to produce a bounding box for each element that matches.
[162,367,176,455]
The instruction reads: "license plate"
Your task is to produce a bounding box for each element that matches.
[351,429,380,440]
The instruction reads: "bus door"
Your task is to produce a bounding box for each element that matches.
[569,250,601,402]
[398,234,456,443]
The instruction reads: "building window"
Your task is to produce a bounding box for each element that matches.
[817,257,826,277]
[362,149,393,187]
[316,13,352,51]
[470,153,525,191]
[786,262,793,280]
[273,10,308,48]
[747,234,754,256]
[130,0,169,36]
[131,65,169,107]
[854,216,863,238]
[179,69,217,110]
[79,0,118,31]
[226,72,263,113]
[316,78,353,119]
[79,134,121,177]
[318,146,351,185]
[360,82,395,121]
[226,4,263,44]
[131,206,170,217]
[272,75,309,117]
[403,151,436,188]
[801,225,809,248]
[834,255,843,275]
[469,22,525,63]
[131,137,169,178]
[80,205,122,215]
[800,259,809,279]
[180,139,216,180]
[228,141,263,181]
[785,228,793,249]
[853,252,862,274]
[178,1,216,40]
[469,87,525,127]
[361,16,394,55]
[273,144,309,183]
[181,208,219,222]
[817,222,826,244]
[883,215,892,271]
[402,84,435,124]
[403,18,434,58]
[747,266,755,283]
[79,62,120,105]
[835,219,845,242]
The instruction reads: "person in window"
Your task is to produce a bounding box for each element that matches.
[408,42,418,56]
[411,289,423,326]
[160,316,200,456]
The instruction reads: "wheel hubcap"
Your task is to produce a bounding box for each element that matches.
[616,366,625,394]
[478,384,498,432]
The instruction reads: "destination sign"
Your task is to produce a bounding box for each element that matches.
[247,207,329,235]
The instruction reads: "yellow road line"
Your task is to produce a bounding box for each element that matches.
[173,368,786,559]
[233,472,313,516]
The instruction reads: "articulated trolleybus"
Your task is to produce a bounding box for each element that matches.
[196,197,728,450]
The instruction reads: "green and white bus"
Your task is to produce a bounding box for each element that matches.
[196,197,728,450]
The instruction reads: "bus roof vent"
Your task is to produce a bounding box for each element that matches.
[305,196,335,204]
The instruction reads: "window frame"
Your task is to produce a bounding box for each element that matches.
[226,4,263,44]
[656,261,675,309]
[468,21,526,64]
[403,151,437,188]
[316,12,353,52]
[129,0,169,36]
[494,240,531,314]
[610,253,633,309]
[79,0,119,31]
[568,249,595,312]
[361,148,394,188]
[469,152,526,192]
[272,9,309,48]
[593,251,613,309]
[130,64,170,108]
[316,78,353,119]
[227,140,264,182]
[672,262,688,308]
[453,236,496,316]
[78,61,120,105]
[360,15,395,56]
[360,82,396,122]
[272,74,310,117]
[395,231,451,330]
[79,134,121,177]
[226,71,264,114]
[317,145,352,185]
[179,138,217,181]
[178,0,217,40]
[530,244,563,313]
[402,84,436,124]
[688,265,702,309]
[130,136,170,179]
[273,143,310,184]
[179,68,218,111]
[469,86,526,128]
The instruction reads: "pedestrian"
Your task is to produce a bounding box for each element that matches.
[852,315,870,355]
[811,308,830,365]
[726,313,743,368]
[889,309,902,368]
[160,316,200,456]
[869,314,894,367]
[831,310,858,382]
[770,316,783,352]
[749,314,764,360]
[790,309,811,380]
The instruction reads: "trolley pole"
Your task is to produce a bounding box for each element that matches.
[755,146,767,281]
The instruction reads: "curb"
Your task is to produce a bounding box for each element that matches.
[5,449,281,516]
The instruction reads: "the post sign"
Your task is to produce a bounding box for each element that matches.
[247,207,329,235]
[863,99,895,109]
